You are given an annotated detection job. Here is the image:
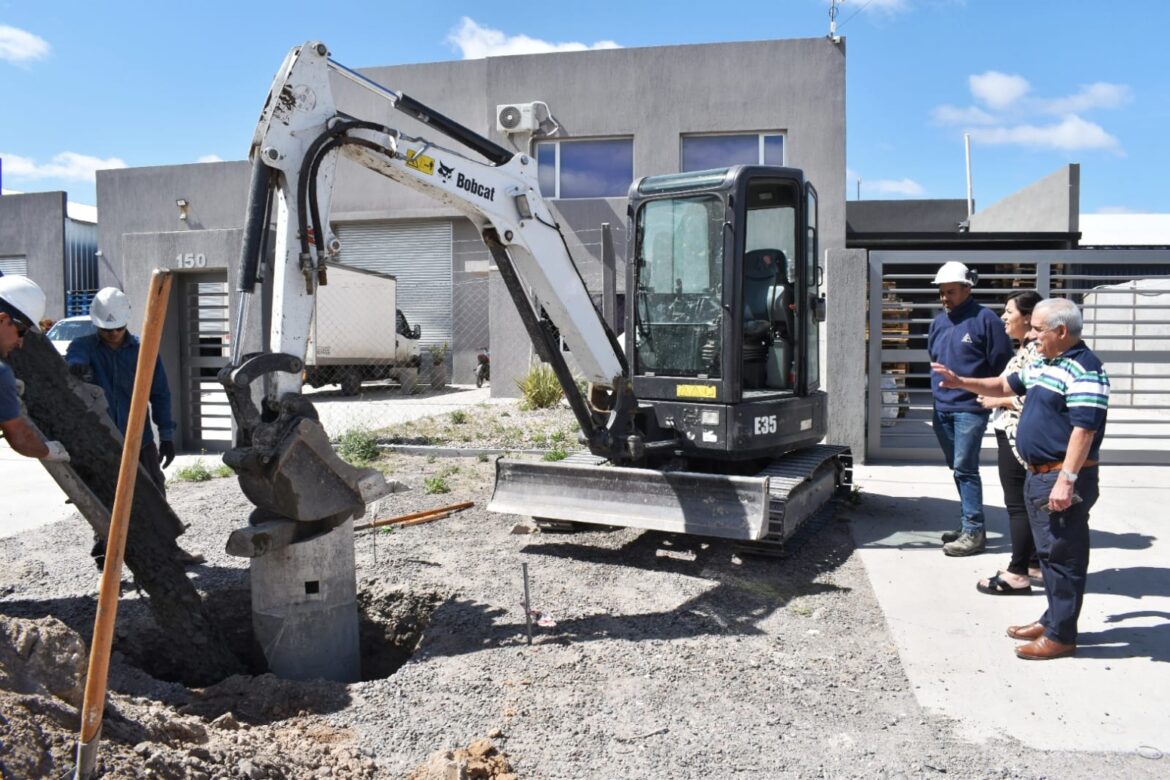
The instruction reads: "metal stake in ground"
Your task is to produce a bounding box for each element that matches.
[73,270,174,780]
[522,563,533,646]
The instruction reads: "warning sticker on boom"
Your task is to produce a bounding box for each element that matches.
[405,151,435,175]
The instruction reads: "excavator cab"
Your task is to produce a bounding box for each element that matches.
[626,166,827,462]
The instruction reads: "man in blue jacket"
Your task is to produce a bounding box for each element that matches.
[66,287,203,566]
[927,262,1014,556]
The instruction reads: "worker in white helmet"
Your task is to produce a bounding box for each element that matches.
[927,261,1014,557]
[67,287,203,567]
[0,275,71,462]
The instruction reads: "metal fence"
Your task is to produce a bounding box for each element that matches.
[868,249,1170,464]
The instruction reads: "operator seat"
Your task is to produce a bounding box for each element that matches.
[742,249,794,389]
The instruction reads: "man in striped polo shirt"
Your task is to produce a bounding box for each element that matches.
[932,298,1109,660]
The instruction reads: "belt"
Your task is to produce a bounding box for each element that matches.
[1027,459,1097,474]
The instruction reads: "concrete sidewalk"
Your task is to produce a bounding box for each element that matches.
[848,462,1169,755]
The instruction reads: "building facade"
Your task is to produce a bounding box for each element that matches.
[91,37,847,449]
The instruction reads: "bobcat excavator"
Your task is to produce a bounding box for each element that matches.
[222,41,850,551]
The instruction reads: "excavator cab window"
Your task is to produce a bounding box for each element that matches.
[633,195,725,378]
[740,178,799,392]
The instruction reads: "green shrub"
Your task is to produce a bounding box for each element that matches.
[516,363,564,410]
[543,448,568,462]
[213,464,235,479]
[336,428,379,464]
[174,459,213,482]
[424,475,450,494]
[477,452,490,463]
[549,429,568,444]
[450,410,468,425]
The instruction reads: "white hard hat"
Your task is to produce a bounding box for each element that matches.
[91,287,132,330]
[0,275,47,329]
[932,261,976,287]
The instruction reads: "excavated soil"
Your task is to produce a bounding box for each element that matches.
[2,404,1166,778]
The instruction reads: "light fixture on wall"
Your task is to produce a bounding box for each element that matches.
[176,198,189,221]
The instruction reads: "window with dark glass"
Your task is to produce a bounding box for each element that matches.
[681,133,784,172]
[535,138,634,198]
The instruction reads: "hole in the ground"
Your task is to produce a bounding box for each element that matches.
[112,583,445,686]
[357,585,446,682]
[304,580,320,595]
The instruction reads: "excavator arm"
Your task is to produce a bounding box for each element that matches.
[221,42,641,525]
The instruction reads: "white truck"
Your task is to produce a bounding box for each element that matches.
[303,262,421,395]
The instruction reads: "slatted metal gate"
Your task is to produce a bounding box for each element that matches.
[179,273,232,452]
[868,249,1170,464]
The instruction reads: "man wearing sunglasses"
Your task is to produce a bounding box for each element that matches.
[67,287,203,566]
[0,275,71,462]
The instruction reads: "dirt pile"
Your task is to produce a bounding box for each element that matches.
[0,614,379,779]
[406,737,516,780]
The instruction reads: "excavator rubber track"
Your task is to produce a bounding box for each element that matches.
[489,444,851,546]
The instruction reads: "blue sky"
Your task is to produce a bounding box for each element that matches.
[2,0,1166,214]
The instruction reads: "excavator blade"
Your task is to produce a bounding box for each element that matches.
[489,445,850,545]
[489,455,771,540]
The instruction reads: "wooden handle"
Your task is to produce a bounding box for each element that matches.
[77,271,173,753]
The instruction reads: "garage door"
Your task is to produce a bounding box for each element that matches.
[334,221,453,351]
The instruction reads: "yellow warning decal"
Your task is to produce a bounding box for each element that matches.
[676,384,717,399]
[405,151,435,175]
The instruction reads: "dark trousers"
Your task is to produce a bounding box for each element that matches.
[995,430,1038,576]
[1024,467,1099,645]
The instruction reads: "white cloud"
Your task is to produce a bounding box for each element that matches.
[1038,82,1132,114]
[1092,206,1140,215]
[447,17,620,60]
[967,115,1120,152]
[862,0,911,12]
[197,154,224,163]
[0,25,49,64]
[0,151,127,182]
[969,71,1030,110]
[932,104,997,126]
[866,178,925,196]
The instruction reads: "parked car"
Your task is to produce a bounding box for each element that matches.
[45,315,96,355]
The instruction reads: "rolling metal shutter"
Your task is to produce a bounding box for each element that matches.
[334,220,453,351]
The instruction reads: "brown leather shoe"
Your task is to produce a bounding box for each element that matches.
[1006,622,1045,640]
[1015,635,1076,660]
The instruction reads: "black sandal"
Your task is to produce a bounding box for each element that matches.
[976,573,1032,596]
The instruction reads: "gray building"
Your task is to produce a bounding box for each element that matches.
[91,37,847,450]
[0,191,98,320]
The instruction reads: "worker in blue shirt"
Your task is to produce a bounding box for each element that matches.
[1,275,71,463]
[926,262,1015,557]
[66,287,203,566]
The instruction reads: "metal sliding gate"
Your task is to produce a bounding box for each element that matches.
[179,273,233,452]
[868,249,1170,464]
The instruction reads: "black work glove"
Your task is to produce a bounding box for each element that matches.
[68,363,94,383]
[159,440,176,468]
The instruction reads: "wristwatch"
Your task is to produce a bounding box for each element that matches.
[1059,469,1078,483]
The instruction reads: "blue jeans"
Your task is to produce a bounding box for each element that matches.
[932,409,990,534]
[1025,467,1098,645]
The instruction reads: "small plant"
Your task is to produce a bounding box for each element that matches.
[424,475,451,494]
[848,484,864,506]
[543,447,568,462]
[336,428,379,464]
[429,341,451,364]
[477,452,490,463]
[549,429,567,444]
[532,432,548,446]
[213,464,235,479]
[516,363,563,410]
[450,409,468,425]
[174,459,213,482]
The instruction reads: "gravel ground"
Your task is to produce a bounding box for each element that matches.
[1,402,1164,778]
